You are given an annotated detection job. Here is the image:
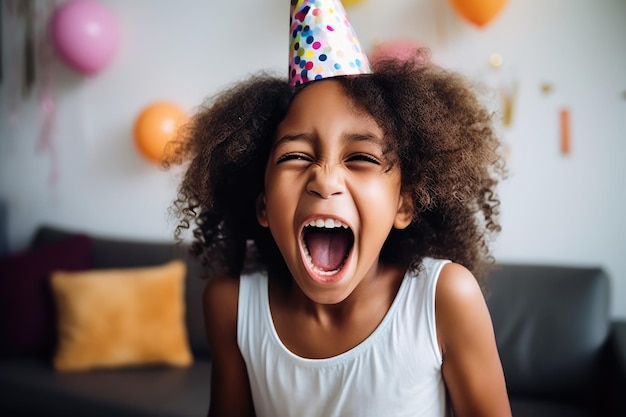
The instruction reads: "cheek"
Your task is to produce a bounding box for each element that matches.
[265,173,295,207]
[263,177,299,232]
[266,194,292,220]
[356,173,402,203]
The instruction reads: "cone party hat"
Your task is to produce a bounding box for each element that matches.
[289,0,372,87]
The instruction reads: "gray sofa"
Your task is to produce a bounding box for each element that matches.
[0,225,625,417]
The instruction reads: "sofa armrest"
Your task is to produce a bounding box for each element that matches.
[610,320,626,416]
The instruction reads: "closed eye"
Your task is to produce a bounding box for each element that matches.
[276,153,313,164]
[345,153,382,165]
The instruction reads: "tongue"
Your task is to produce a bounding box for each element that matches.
[306,229,351,271]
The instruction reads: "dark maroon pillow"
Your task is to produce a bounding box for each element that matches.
[0,234,92,357]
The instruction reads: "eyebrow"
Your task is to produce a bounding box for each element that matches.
[345,132,384,144]
[273,132,384,150]
[272,133,311,151]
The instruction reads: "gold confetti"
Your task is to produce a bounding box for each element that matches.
[540,82,554,95]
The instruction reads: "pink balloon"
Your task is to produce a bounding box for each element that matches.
[50,0,119,76]
[369,39,428,66]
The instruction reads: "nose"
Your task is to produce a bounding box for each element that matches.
[306,164,344,199]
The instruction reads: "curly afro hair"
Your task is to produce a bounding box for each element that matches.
[166,51,505,283]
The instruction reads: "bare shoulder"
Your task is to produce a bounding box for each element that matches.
[435,262,512,417]
[203,273,256,417]
[436,262,483,304]
[435,262,488,351]
[203,273,241,347]
[203,273,240,323]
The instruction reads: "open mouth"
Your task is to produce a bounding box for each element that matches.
[301,218,355,277]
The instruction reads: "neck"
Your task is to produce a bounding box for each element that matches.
[276,263,406,328]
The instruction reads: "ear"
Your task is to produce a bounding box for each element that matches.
[394,193,413,229]
[256,193,269,227]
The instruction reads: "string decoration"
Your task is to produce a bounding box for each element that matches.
[36,0,60,186]
[2,1,59,186]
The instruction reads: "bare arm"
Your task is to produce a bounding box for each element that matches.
[436,263,512,417]
[203,275,255,417]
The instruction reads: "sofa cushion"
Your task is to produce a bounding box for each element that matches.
[51,260,193,371]
[509,397,595,417]
[0,357,211,417]
[0,234,92,357]
[485,264,610,398]
[33,225,211,359]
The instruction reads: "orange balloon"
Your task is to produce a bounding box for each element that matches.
[449,0,508,27]
[133,101,187,164]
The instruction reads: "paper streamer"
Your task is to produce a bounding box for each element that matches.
[4,1,22,125]
[3,0,59,186]
[560,108,571,155]
[35,0,60,186]
[500,81,518,128]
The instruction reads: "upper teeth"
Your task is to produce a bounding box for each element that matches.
[306,218,349,229]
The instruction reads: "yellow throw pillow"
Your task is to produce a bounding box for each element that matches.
[51,260,193,371]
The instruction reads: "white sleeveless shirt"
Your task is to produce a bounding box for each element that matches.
[237,257,451,417]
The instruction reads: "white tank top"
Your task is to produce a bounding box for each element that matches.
[237,257,451,417]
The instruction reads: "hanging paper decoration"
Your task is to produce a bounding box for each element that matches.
[369,39,427,66]
[499,82,517,128]
[449,0,508,27]
[37,11,60,187]
[485,52,518,128]
[490,54,517,128]
[50,0,119,76]
[133,102,187,164]
[5,1,61,187]
[560,108,571,156]
[21,0,36,96]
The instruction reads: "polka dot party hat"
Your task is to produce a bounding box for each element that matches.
[289,0,372,87]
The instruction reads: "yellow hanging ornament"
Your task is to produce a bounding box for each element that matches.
[342,0,366,7]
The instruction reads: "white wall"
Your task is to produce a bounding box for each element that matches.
[1,0,625,317]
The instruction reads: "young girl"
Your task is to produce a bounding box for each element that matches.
[167,2,511,416]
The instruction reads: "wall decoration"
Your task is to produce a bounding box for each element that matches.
[489,52,503,69]
[20,0,36,96]
[540,82,554,96]
[486,53,518,128]
[133,102,187,165]
[341,0,366,6]
[38,0,61,186]
[499,81,517,128]
[50,0,119,76]
[449,0,508,27]
[4,0,61,186]
[560,108,571,156]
